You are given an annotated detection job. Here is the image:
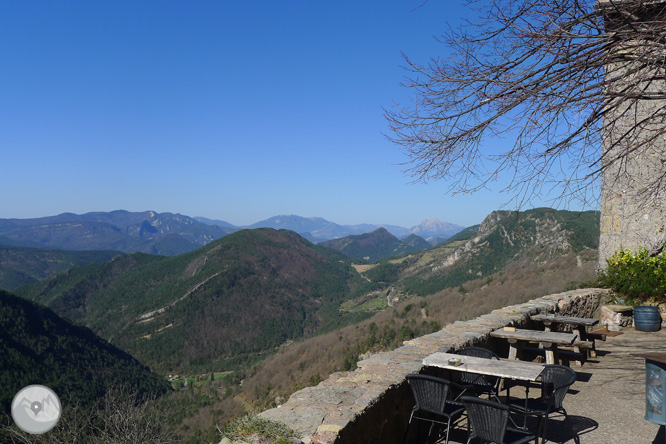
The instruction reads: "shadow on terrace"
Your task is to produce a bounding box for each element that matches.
[406,327,666,444]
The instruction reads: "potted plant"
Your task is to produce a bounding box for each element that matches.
[597,247,666,332]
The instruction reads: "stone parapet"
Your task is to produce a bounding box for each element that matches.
[258,288,609,444]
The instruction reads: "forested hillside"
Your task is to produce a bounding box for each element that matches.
[0,246,121,290]
[225,249,600,429]
[320,228,429,261]
[16,229,369,374]
[0,290,169,415]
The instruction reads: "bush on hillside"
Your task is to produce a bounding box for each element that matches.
[218,415,297,444]
[597,247,666,304]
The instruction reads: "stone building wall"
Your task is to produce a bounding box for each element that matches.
[258,288,609,444]
[598,0,666,266]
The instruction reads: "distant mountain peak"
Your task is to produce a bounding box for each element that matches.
[410,218,464,240]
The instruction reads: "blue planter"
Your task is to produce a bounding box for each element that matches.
[635,305,662,332]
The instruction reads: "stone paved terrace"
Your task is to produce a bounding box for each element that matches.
[439,326,666,443]
[259,288,613,444]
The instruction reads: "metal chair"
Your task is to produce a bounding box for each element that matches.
[461,396,539,444]
[403,374,466,444]
[453,347,502,400]
[509,364,576,444]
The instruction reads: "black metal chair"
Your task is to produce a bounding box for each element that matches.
[508,364,576,444]
[453,347,502,400]
[403,374,466,444]
[461,396,539,444]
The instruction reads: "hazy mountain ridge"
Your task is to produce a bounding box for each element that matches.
[197,214,464,243]
[0,211,461,319]
[0,211,463,257]
[0,210,233,256]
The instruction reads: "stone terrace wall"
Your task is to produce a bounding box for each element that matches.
[259,288,609,444]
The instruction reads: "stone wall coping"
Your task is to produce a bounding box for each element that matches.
[604,304,634,312]
[258,288,609,444]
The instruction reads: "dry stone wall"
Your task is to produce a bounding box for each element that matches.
[258,288,609,444]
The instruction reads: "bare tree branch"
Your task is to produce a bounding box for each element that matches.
[386,0,666,211]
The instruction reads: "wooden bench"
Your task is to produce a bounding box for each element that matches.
[523,340,594,367]
[531,314,602,359]
[490,328,576,365]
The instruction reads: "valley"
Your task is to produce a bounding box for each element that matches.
[0,207,601,442]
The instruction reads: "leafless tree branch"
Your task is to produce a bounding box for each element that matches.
[386,0,666,210]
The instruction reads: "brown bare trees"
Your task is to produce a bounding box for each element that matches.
[386,0,666,211]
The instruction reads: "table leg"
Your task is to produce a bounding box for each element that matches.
[506,379,531,430]
[523,383,530,429]
[542,342,556,365]
[507,339,519,360]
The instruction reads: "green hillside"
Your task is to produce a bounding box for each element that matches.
[0,289,169,416]
[320,228,428,262]
[0,246,121,290]
[398,208,600,295]
[16,229,366,374]
[401,234,432,251]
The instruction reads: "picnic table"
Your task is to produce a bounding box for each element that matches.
[490,328,577,365]
[530,314,598,336]
[531,314,601,359]
[423,352,544,382]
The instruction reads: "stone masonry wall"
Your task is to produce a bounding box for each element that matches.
[598,0,666,267]
[258,288,609,444]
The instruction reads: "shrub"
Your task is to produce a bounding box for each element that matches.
[597,247,666,304]
[218,415,297,444]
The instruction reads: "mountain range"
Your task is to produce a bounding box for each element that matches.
[14,229,370,373]
[0,211,463,257]
[1,206,601,439]
[201,214,464,244]
[10,207,599,375]
[0,211,233,256]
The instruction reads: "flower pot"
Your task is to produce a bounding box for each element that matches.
[634,305,662,332]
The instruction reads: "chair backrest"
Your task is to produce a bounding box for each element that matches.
[461,395,510,443]
[454,346,501,360]
[406,374,452,415]
[454,347,500,385]
[540,364,576,409]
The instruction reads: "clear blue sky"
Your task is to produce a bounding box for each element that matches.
[0,1,593,228]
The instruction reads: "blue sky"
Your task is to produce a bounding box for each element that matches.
[0,1,595,228]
